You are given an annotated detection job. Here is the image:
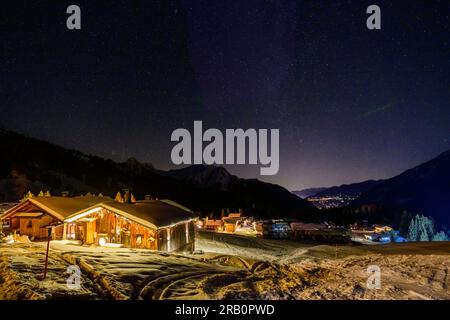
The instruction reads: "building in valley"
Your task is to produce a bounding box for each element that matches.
[0,194,197,252]
[255,219,292,239]
[203,218,223,232]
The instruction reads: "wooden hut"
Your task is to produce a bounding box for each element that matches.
[0,196,197,252]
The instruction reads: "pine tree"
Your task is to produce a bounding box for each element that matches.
[425,216,434,235]
[131,193,137,203]
[114,191,124,203]
[38,190,44,197]
[21,191,35,202]
[432,231,449,241]
[44,190,51,197]
[419,215,435,241]
[419,229,429,241]
[407,215,418,241]
[410,214,436,242]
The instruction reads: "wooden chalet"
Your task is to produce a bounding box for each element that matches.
[0,195,197,252]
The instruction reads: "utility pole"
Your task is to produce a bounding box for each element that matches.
[42,227,52,280]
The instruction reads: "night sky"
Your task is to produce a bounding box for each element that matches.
[1,0,449,190]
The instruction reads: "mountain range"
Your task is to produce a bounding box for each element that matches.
[351,150,450,228]
[293,180,386,209]
[311,180,385,198]
[294,151,450,228]
[1,128,449,228]
[293,180,385,199]
[292,188,327,199]
[0,129,314,219]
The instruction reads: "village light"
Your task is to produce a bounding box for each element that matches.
[65,207,102,223]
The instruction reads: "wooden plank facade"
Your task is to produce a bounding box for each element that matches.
[11,213,57,240]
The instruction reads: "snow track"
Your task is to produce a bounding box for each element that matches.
[1,240,449,300]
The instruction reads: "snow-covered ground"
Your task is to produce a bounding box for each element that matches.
[0,243,98,299]
[1,235,449,300]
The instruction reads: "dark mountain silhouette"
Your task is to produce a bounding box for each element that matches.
[166,165,233,190]
[313,180,385,198]
[293,180,385,209]
[0,129,314,219]
[351,150,450,228]
[292,188,327,199]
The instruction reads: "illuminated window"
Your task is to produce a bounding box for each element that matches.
[136,234,143,246]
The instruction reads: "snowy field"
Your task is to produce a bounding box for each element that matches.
[0,234,449,300]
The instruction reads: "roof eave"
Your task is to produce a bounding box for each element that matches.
[0,198,66,222]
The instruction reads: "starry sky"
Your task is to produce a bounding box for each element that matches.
[1,0,449,191]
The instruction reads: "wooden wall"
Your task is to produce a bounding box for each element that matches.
[74,209,159,250]
[16,214,56,240]
[158,221,195,252]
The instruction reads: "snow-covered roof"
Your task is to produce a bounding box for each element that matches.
[1,196,108,221]
[1,196,196,229]
[222,217,242,224]
[205,219,223,226]
[95,200,196,229]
